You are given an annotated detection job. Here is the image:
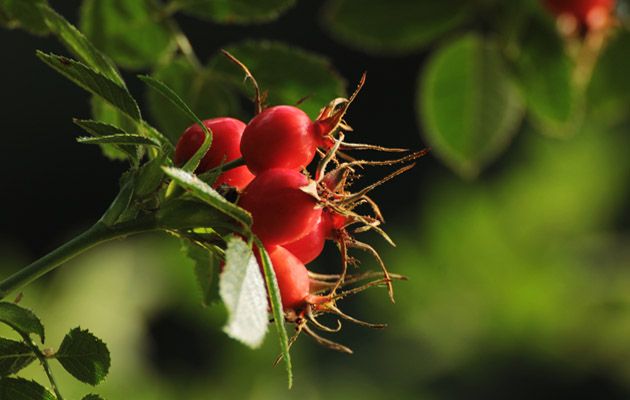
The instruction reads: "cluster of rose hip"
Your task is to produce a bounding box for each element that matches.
[543,0,616,33]
[174,70,421,352]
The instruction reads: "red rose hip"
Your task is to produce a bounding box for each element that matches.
[174,117,254,190]
[238,168,321,246]
[240,106,320,174]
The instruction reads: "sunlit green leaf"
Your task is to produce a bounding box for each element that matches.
[146,57,240,142]
[419,34,524,178]
[56,327,110,386]
[211,41,346,119]
[80,0,174,69]
[0,378,55,400]
[39,4,124,86]
[323,0,469,55]
[0,303,45,343]
[179,0,296,24]
[74,117,136,161]
[76,134,160,147]
[162,167,252,225]
[37,52,141,121]
[220,236,268,348]
[0,0,48,35]
[254,239,292,388]
[0,338,35,376]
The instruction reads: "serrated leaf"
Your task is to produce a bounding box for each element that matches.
[80,0,173,70]
[37,52,141,121]
[74,117,136,161]
[0,378,55,400]
[56,328,110,386]
[419,34,524,178]
[162,167,252,225]
[0,302,45,343]
[140,74,212,171]
[323,0,469,55]
[0,0,48,35]
[82,395,104,400]
[210,41,346,119]
[254,239,292,388]
[38,4,124,86]
[146,57,240,142]
[514,15,580,137]
[77,134,160,146]
[179,0,295,24]
[220,237,268,348]
[0,338,35,376]
[89,97,137,160]
[182,239,220,306]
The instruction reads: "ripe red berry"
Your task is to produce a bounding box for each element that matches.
[240,106,321,174]
[267,246,311,310]
[283,214,330,265]
[543,0,615,29]
[174,117,255,190]
[238,168,322,246]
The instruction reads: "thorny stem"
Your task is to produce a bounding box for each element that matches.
[0,218,157,300]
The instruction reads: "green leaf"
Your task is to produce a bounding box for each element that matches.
[74,117,136,161]
[210,41,346,119]
[255,239,292,388]
[135,153,167,198]
[82,395,104,400]
[100,171,136,226]
[323,0,469,55]
[419,34,524,178]
[0,302,45,343]
[56,327,110,386]
[80,0,173,70]
[179,0,296,24]
[77,134,160,147]
[146,57,240,142]
[0,338,35,376]
[156,198,239,232]
[220,237,268,348]
[0,378,55,400]
[36,52,141,121]
[140,74,212,171]
[38,4,124,87]
[513,15,580,137]
[0,0,48,35]
[182,239,221,306]
[162,167,252,226]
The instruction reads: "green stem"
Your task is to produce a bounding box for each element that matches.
[0,218,156,300]
[21,335,64,399]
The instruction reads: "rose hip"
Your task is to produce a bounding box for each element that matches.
[174,117,254,190]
